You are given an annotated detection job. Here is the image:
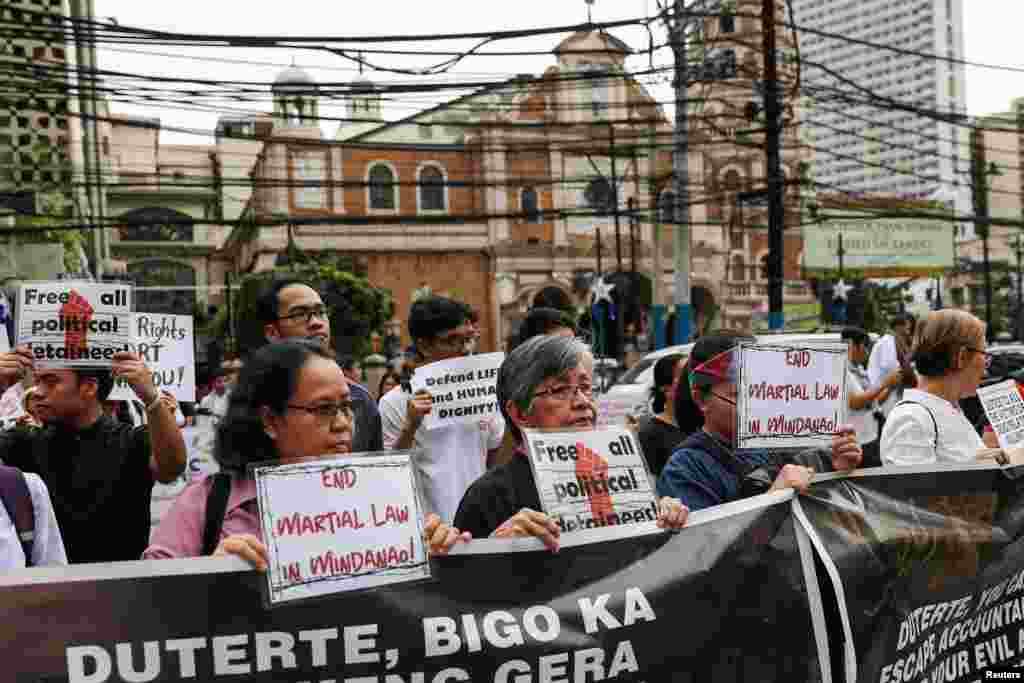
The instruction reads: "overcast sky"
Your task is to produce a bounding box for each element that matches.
[90,0,1024,144]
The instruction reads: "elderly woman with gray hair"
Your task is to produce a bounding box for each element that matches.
[426,334,688,554]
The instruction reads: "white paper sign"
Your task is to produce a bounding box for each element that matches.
[16,281,133,367]
[736,341,848,450]
[978,380,1024,450]
[107,314,196,402]
[523,426,657,535]
[410,352,504,430]
[254,452,430,607]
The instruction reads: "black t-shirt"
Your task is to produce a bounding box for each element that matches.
[453,454,541,540]
[0,415,153,563]
[636,416,686,478]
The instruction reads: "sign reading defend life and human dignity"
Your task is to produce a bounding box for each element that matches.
[107,313,196,402]
[410,352,504,430]
[523,425,657,535]
[253,452,430,607]
[735,341,848,450]
[16,281,133,367]
[977,379,1024,450]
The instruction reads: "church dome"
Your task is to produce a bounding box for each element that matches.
[273,65,317,92]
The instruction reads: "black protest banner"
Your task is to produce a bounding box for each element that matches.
[2,495,822,683]
[797,466,1024,683]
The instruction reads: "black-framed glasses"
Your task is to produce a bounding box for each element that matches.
[967,347,994,368]
[533,383,595,402]
[278,305,330,324]
[287,401,355,423]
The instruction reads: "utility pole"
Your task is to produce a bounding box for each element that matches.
[609,124,623,272]
[670,0,692,344]
[970,129,997,342]
[1013,234,1023,341]
[763,0,785,330]
[648,123,666,349]
[628,197,637,274]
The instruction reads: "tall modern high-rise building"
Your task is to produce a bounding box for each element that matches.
[790,0,968,211]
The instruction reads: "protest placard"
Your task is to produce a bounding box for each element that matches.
[410,352,504,430]
[15,280,133,367]
[596,394,637,427]
[735,341,848,450]
[524,425,657,535]
[253,452,430,606]
[977,379,1024,450]
[107,313,196,402]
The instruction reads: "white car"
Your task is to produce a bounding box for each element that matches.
[598,332,850,424]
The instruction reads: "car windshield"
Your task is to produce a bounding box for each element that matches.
[987,347,1024,381]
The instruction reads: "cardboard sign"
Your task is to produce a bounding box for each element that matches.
[596,394,639,427]
[253,452,430,607]
[410,352,504,430]
[107,313,196,402]
[978,379,1024,450]
[16,281,133,367]
[736,341,848,450]
[524,426,657,535]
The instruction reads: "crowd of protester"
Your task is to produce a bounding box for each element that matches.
[0,281,1021,574]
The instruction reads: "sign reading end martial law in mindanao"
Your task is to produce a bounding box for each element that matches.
[802,212,955,277]
[524,426,657,535]
[736,341,848,451]
[16,281,133,367]
[410,352,504,430]
[978,379,1024,450]
[107,313,196,402]
[253,452,430,607]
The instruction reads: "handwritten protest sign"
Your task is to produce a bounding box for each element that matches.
[253,452,430,607]
[736,341,848,450]
[977,379,1024,450]
[107,313,196,402]
[596,394,637,427]
[524,426,657,535]
[410,352,504,430]
[16,281,132,367]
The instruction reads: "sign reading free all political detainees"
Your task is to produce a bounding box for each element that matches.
[106,313,196,402]
[977,379,1024,450]
[253,452,430,607]
[16,280,133,367]
[735,341,849,451]
[410,352,504,430]
[524,426,657,535]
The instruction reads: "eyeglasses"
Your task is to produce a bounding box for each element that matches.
[278,305,330,324]
[533,383,595,402]
[287,401,355,423]
[967,347,994,368]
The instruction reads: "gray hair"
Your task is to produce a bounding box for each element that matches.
[497,334,593,443]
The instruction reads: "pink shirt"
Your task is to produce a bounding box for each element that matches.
[143,475,260,560]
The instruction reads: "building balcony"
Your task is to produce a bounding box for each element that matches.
[725,280,813,303]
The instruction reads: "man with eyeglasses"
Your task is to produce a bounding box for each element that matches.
[657,332,862,511]
[257,277,383,454]
[380,295,500,523]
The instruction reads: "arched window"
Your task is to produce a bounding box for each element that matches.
[118,207,194,242]
[418,165,445,212]
[759,254,770,280]
[731,255,746,281]
[368,163,396,210]
[521,186,540,223]
[659,191,676,223]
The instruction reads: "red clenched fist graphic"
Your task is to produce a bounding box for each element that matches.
[575,441,613,522]
[60,289,94,354]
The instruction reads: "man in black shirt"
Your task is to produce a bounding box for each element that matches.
[0,345,186,563]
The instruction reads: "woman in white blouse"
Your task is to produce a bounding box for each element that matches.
[881,309,989,466]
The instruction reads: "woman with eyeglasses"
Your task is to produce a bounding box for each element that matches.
[881,309,991,466]
[426,334,688,555]
[145,339,362,565]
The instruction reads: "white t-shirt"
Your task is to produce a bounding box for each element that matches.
[0,472,67,570]
[868,334,901,417]
[379,386,504,524]
[880,389,984,467]
[846,366,878,445]
[199,390,230,420]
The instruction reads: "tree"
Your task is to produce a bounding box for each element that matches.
[223,253,394,359]
[13,190,86,274]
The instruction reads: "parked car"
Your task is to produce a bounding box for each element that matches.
[599,332,850,423]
